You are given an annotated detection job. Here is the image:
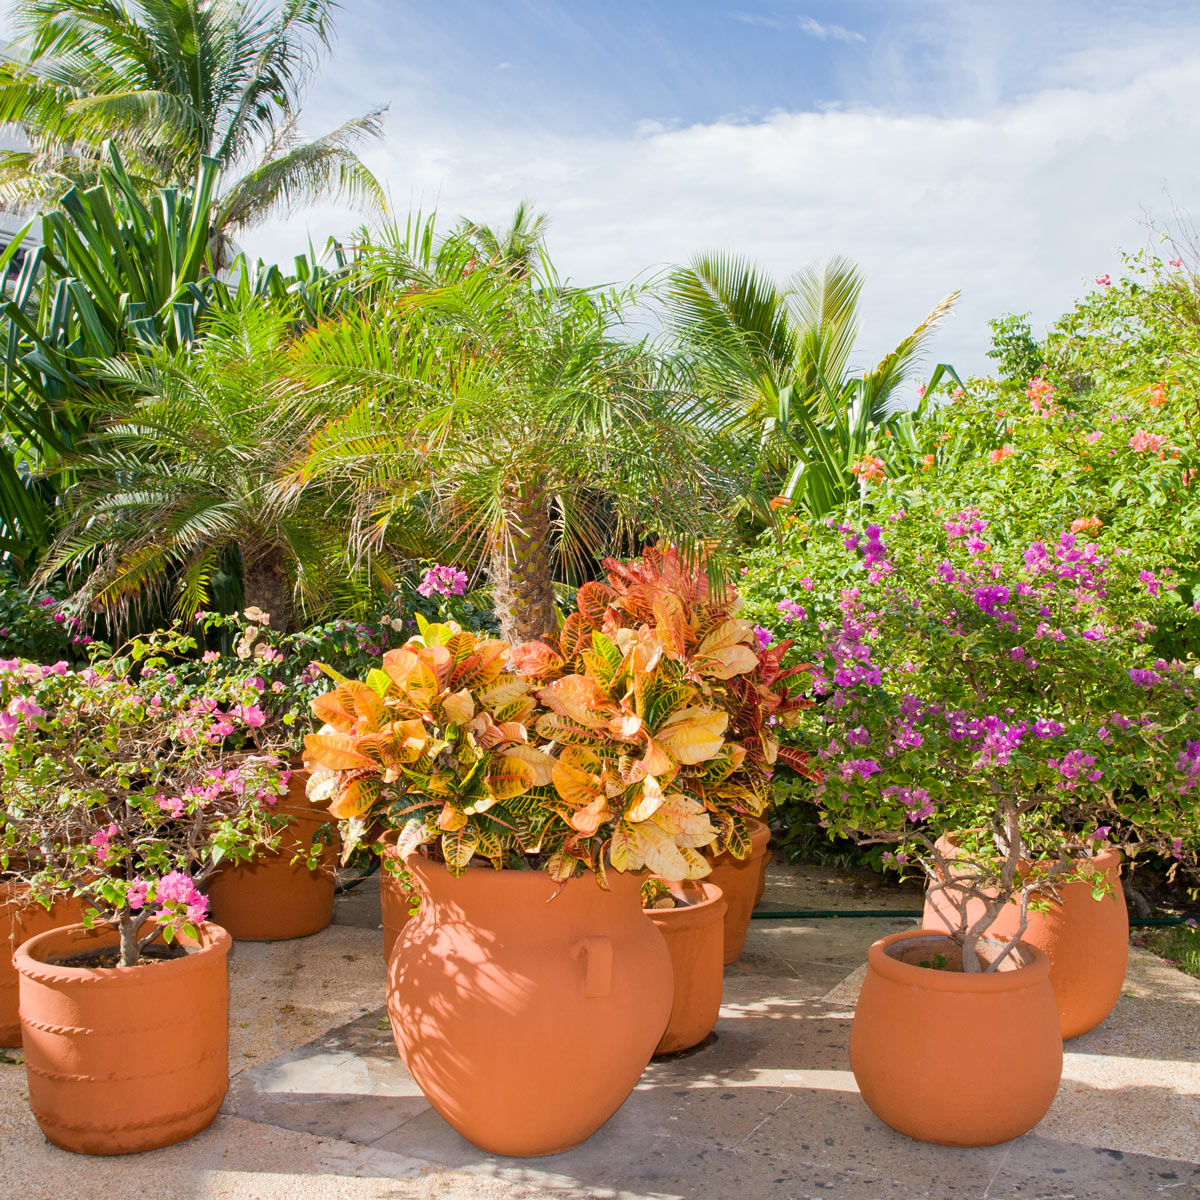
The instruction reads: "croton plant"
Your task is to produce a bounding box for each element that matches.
[304,548,815,882]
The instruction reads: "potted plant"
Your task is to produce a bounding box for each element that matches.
[803,512,1200,1144]
[305,616,728,1156]
[0,632,289,1155]
[512,544,817,962]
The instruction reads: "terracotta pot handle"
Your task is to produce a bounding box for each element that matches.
[572,935,612,998]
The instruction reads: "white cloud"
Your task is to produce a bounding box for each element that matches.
[796,16,865,44]
[245,40,1200,380]
[730,12,784,30]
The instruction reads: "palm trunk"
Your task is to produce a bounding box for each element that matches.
[490,481,558,644]
[240,542,294,632]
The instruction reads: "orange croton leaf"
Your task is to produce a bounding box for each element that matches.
[538,674,612,729]
[486,754,537,800]
[304,732,377,771]
[509,640,566,680]
[552,745,607,807]
[327,771,381,819]
[310,689,356,732]
[655,708,728,765]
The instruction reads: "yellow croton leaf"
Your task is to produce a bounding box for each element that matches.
[697,618,755,656]
[437,802,468,831]
[650,793,717,848]
[551,745,606,806]
[441,688,475,725]
[502,744,557,786]
[474,676,532,712]
[569,796,611,836]
[608,822,643,873]
[328,773,381,820]
[486,754,537,800]
[625,774,665,823]
[698,644,760,680]
[655,708,728,765]
[629,736,674,782]
[629,821,690,881]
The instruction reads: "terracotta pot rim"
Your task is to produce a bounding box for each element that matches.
[644,880,727,928]
[14,920,231,985]
[934,831,1123,874]
[867,929,1051,993]
[404,851,645,890]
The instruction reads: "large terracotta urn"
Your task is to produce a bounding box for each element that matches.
[922,838,1128,1038]
[646,880,726,1056]
[206,768,337,941]
[16,921,231,1155]
[705,817,771,964]
[1,883,84,1046]
[850,930,1062,1146]
[387,855,672,1156]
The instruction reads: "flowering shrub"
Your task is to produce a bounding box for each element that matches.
[511,545,816,859]
[741,506,1200,970]
[0,569,89,661]
[0,628,292,967]
[304,615,726,881]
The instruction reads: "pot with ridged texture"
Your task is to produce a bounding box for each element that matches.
[704,817,771,964]
[15,921,231,1155]
[388,855,672,1156]
[645,880,726,1055]
[206,768,336,940]
[850,930,1062,1146]
[922,837,1128,1038]
[1,883,84,1046]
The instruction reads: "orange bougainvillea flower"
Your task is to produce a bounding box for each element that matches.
[1070,516,1103,533]
[921,454,936,471]
[768,495,793,511]
[1148,382,1167,407]
[849,454,887,483]
[988,445,1014,464]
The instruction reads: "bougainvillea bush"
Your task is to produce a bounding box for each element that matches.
[741,506,1200,970]
[0,627,292,967]
[303,615,727,882]
[510,545,817,859]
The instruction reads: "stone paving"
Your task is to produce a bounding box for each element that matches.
[2,862,1198,1199]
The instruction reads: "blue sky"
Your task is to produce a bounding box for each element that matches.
[247,0,1200,378]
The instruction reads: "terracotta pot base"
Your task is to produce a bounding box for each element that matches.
[388,857,672,1156]
[16,921,231,1155]
[646,881,726,1055]
[851,929,1062,1146]
[705,818,771,964]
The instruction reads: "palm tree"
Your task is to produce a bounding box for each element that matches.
[0,0,387,258]
[663,252,958,525]
[294,246,728,644]
[39,299,357,627]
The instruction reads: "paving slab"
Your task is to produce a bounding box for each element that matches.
[1,861,1198,1199]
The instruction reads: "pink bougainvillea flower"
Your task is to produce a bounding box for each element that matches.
[1128,428,1167,454]
[418,565,469,598]
[988,445,1013,465]
[1094,273,1111,286]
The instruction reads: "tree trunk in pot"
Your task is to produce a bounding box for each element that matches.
[240,542,294,631]
[490,480,558,644]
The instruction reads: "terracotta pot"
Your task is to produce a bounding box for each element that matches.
[16,920,231,1155]
[388,855,672,1156]
[1,883,85,1046]
[379,831,416,964]
[705,817,771,964]
[922,837,1128,1038]
[754,846,773,907]
[645,880,726,1055]
[850,929,1062,1146]
[206,769,336,940]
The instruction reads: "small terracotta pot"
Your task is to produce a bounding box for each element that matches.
[754,846,773,907]
[850,929,1062,1146]
[16,920,231,1155]
[206,769,336,941]
[388,855,672,1156]
[1,883,84,1046]
[646,880,726,1055]
[705,817,771,964]
[379,831,416,964]
[922,836,1128,1038]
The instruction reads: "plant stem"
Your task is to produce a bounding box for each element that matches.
[118,909,140,968]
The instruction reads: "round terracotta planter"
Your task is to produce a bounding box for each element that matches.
[206,769,336,941]
[754,845,773,907]
[16,920,231,1155]
[850,929,1062,1146]
[645,880,726,1056]
[922,838,1128,1038]
[1,884,85,1047]
[705,817,771,964]
[388,855,672,1156]
[379,831,416,964]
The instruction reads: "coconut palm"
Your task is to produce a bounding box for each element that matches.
[663,252,958,526]
[294,249,729,644]
[0,0,387,257]
[38,299,358,627]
